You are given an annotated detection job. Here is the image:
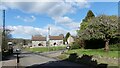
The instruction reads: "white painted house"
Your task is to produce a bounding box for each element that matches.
[49,35,64,46]
[67,36,74,44]
[32,35,46,47]
[32,34,64,47]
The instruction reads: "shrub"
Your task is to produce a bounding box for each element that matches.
[70,38,85,50]
[70,42,81,50]
[109,44,119,51]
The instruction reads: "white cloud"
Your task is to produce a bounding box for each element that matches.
[64,22,80,29]
[7,25,78,38]
[1,1,89,16]
[45,24,68,35]
[48,2,75,17]
[1,1,89,38]
[0,4,7,10]
[49,25,78,36]
[15,15,36,22]
[1,0,63,2]
[1,1,89,26]
[54,16,72,24]
[53,16,80,29]
[7,25,47,36]
[16,15,20,18]
[2,0,117,2]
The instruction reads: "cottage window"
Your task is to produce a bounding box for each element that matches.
[38,43,43,46]
[54,42,56,45]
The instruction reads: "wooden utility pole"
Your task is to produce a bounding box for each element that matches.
[3,10,5,35]
[2,10,6,50]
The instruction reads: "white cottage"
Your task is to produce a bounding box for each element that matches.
[49,35,64,46]
[32,35,46,47]
[67,36,74,44]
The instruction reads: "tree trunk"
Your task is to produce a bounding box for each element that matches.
[104,39,109,51]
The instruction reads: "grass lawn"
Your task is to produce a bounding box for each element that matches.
[65,49,118,58]
[57,44,119,66]
[56,54,69,60]
[57,48,119,66]
[64,44,119,58]
[57,48,119,61]
[26,45,66,53]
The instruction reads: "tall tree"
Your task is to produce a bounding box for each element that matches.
[82,10,95,22]
[64,32,71,44]
[80,10,95,31]
[23,39,26,45]
[2,29,12,51]
[78,15,118,51]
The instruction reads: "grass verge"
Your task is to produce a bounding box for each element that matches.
[65,49,118,58]
[25,45,66,53]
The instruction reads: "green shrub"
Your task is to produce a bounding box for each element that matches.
[70,38,85,50]
[70,42,81,50]
[109,44,119,51]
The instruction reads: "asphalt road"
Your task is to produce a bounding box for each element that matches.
[2,48,89,68]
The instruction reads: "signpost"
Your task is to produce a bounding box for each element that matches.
[13,48,21,65]
[16,49,20,63]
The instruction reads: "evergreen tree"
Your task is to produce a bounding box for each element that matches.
[64,32,71,44]
[83,10,95,22]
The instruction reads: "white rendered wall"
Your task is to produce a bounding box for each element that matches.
[32,41,46,47]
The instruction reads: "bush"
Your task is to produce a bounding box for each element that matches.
[70,42,81,50]
[70,38,86,50]
[2,50,12,57]
[109,44,119,51]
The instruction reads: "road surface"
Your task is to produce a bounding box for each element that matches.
[2,48,90,68]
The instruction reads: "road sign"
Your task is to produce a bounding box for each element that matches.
[13,48,21,54]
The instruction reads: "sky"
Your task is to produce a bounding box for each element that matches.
[0,0,118,39]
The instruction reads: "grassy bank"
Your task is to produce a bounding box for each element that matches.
[56,49,119,66]
[26,45,66,53]
[57,44,119,66]
[65,49,118,58]
[64,44,119,58]
[57,48,118,60]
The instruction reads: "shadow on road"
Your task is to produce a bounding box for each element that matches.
[2,54,16,61]
[25,60,89,68]
[26,53,108,68]
[2,52,31,61]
